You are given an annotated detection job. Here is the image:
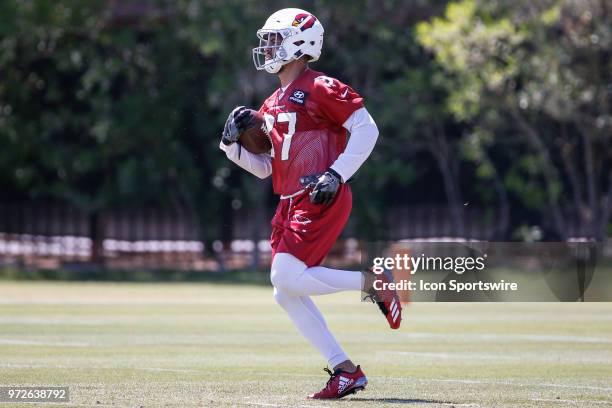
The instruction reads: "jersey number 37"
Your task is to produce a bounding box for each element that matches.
[264,112,296,161]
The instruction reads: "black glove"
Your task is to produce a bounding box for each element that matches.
[302,168,343,205]
[221,106,254,146]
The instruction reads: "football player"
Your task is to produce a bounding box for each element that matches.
[220,8,402,399]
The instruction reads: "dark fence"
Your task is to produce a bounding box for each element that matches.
[0,200,503,271]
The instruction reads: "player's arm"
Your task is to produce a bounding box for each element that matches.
[219,141,272,179]
[220,106,272,179]
[307,77,378,204]
[329,107,379,183]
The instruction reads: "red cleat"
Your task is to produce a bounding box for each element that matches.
[308,365,368,399]
[364,269,402,329]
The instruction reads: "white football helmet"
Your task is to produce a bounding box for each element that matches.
[252,8,324,74]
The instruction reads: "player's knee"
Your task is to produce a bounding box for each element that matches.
[269,267,285,291]
[272,287,293,308]
[270,260,293,292]
[270,252,306,293]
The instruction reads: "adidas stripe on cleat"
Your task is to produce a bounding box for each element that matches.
[364,269,403,329]
[308,366,368,399]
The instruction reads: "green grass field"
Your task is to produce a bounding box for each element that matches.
[0,281,611,407]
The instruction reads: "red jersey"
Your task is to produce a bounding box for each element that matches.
[259,68,364,196]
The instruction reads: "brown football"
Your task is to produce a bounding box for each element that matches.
[239,109,272,154]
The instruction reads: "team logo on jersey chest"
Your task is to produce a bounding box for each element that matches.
[289,89,308,105]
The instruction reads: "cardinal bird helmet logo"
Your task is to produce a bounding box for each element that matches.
[292,13,316,31]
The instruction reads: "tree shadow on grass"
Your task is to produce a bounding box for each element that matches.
[341,397,455,404]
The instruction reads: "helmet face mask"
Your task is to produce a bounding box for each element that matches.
[252,8,324,74]
[253,29,291,74]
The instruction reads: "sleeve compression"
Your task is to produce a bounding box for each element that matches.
[329,107,379,182]
[219,141,272,179]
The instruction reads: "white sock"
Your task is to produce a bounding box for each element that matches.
[271,252,363,296]
[273,288,349,367]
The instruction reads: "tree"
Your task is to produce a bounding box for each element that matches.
[0,0,282,264]
[417,0,611,239]
[0,1,209,261]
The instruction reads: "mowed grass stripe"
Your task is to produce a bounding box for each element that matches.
[0,281,611,408]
